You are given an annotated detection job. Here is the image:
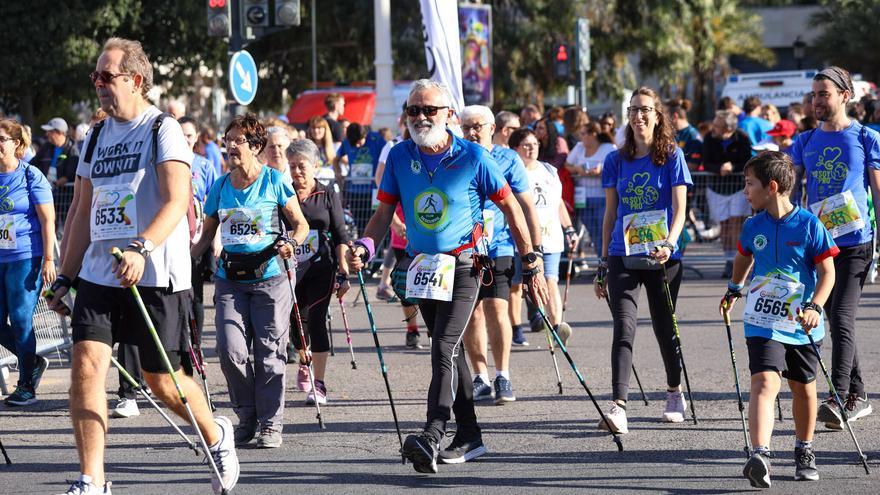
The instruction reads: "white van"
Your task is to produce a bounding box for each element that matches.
[721,70,874,111]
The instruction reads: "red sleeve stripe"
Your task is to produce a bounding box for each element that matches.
[737,240,752,257]
[813,246,840,264]
[377,189,399,205]
[489,183,512,203]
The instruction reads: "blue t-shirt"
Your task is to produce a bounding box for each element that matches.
[788,121,880,248]
[419,148,449,175]
[192,153,218,204]
[738,206,838,345]
[602,147,692,259]
[675,125,703,166]
[378,132,511,255]
[738,116,773,146]
[484,146,529,258]
[340,131,387,195]
[203,142,224,178]
[0,160,53,263]
[204,166,295,281]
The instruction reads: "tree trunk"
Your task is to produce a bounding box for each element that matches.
[20,87,35,128]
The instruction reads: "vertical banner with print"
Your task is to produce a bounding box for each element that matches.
[419,0,465,114]
[458,4,493,106]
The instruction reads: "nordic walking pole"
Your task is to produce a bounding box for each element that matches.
[598,274,649,406]
[0,437,10,464]
[541,310,564,395]
[527,291,623,451]
[357,271,405,463]
[187,312,216,412]
[659,260,698,424]
[338,297,357,369]
[109,248,227,494]
[561,245,575,320]
[721,303,751,459]
[282,258,325,430]
[327,311,336,356]
[111,355,200,454]
[777,396,783,422]
[798,309,870,474]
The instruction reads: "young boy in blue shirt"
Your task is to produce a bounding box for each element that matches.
[720,151,838,488]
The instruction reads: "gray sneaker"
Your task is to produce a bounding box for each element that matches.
[555,322,572,346]
[473,376,493,401]
[210,416,240,494]
[234,420,257,446]
[794,447,819,481]
[817,395,843,429]
[256,426,283,448]
[844,393,873,422]
[493,376,516,404]
[743,451,772,488]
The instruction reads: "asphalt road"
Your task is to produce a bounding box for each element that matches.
[2,264,879,494]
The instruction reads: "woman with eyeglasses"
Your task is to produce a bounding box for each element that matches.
[0,120,55,407]
[191,113,309,449]
[594,87,693,434]
[565,121,617,263]
[286,139,351,405]
[306,116,337,185]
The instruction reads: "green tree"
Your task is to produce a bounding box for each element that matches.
[811,0,880,83]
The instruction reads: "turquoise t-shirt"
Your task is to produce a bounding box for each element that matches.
[204,166,295,281]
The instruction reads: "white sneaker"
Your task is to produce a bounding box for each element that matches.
[111,398,140,418]
[57,475,111,494]
[662,390,687,423]
[597,402,629,434]
[210,416,240,494]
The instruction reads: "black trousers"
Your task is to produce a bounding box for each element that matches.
[607,257,683,401]
[823,241,872,396]
[291,261,335,354]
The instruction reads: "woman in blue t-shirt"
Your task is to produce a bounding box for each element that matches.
[0,120,56,406]
[594,87,693,434]
[191,114,309,448]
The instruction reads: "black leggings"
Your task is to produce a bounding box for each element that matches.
[824,241,872,396]
[291,262,335,353]
[417,255,481,442]
[607,257,683,402]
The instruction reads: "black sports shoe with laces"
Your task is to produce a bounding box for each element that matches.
[794,447,819,481]
[438,430,487,464]
[743,450,772,488]
[402,432,439,473]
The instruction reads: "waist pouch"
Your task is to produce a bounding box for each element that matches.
[220,243,278,281]
[621,255,662,271]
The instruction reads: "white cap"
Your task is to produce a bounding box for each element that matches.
[41,117,68,134]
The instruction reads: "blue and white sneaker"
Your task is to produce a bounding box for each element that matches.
[4,385,36,406]
[493,376,516,404]
[512,326,529,346]
[473,376,493,401]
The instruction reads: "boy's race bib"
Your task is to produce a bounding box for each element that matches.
[743,275,805,334]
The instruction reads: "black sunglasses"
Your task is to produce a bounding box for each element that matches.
[89,71,130,84]
[405,105,449,118]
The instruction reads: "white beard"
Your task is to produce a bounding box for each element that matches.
[408,119,448,148]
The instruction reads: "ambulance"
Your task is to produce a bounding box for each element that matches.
[721,70,874,111]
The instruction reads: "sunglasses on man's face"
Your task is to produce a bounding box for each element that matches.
[89,71,130,84]
[405,105,449,118]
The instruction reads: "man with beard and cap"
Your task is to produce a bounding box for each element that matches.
[788,66,880,430]
[347,80,549,473]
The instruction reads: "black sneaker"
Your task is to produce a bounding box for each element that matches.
[402,432,439,473]
[493,376,516,404]
[438,432,487,464]
[817,395,843,429]
[743,451,772,488]
[406,331,422,349]
[794,447,819,481]
[4,385,36,406]
[845,393,873,422]
[32,354,49,390]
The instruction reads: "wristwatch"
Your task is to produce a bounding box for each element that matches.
[801,301,823,315]
[137,237,155,254]
[126,237,154,259]
[521,251,539,265]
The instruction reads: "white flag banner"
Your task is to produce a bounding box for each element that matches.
[419,0,464,114]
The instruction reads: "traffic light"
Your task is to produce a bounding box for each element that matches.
[275,0,300,27]
[207,0,231,38]
[243,0,270,28]
[554,43,571,81]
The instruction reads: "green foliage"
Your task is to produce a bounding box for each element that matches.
[811,0,880,83]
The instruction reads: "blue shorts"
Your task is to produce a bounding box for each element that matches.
[512,251,561,284]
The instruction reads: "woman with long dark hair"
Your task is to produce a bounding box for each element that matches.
[594,87,693,434]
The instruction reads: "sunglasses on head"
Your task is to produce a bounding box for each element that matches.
[89,71,130,84]
[405,105,449,117]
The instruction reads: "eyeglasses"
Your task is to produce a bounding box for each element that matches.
[405,105,449,118]
[518,141,540,149]
[89,71,131,84]
[224,136,249,147]
[627,106,655,116]
[461,122,490,133]
[0,136,17,144]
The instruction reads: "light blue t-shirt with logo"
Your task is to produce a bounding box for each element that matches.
[788,121,880,248]
[484,146,529,258]
[602,147,692,259]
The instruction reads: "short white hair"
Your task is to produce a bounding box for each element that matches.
[408,79,453,107]
[267,126,291,141]
[460,105,495,125]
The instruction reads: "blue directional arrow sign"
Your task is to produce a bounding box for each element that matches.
[229,50,258,106]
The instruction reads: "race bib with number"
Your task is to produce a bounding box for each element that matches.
[295,229,320,264]
[482,209,495,244]
[0,214,17,249]
[810,190,864,239]
[743,275,804,334]
[350,161,373,184]
[406,253,456,301]
[622,209,669,255]
[574,184,587,209]
[90,184,138,241]
[220,207,265,246]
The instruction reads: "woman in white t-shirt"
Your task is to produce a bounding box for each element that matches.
[565,122,617,262]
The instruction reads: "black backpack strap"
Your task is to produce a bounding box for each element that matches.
[151,112,171,169]
[83,120,106,164]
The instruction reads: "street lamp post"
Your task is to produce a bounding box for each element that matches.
[793,36,806,71]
